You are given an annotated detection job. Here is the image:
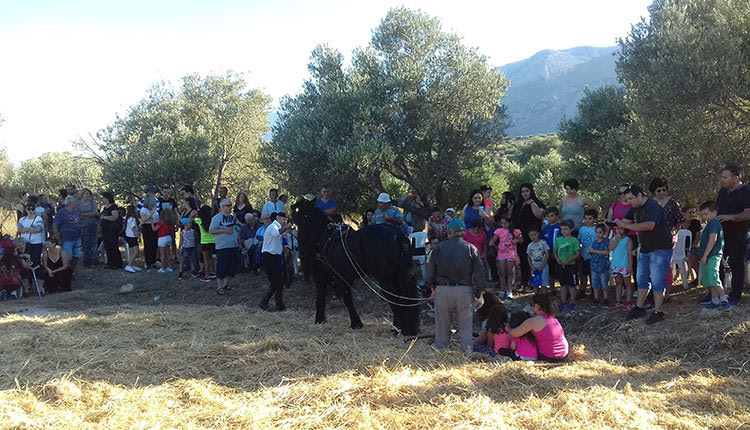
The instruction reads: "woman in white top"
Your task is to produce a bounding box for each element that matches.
[17,202,45,266]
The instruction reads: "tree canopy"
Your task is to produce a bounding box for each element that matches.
[266,7,509,213]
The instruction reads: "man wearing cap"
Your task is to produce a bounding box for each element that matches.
[209,199,242,295]
[373,193,407,234]
[426,218,484,352]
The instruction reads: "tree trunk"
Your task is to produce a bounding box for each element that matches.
[214,156,227,199]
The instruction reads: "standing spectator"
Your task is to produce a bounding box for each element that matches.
[212,186,229,215]
[138,186,161,213]
[558,179,600,234]
[617,185,673,324]
[154,209,176,273]
[36,194,55,237]
[554,219,581,311]
[427,208,450,244]
[463,218,487,261]
[542,207,562,291]
[396,188,428,233]
[261,188,285,216]
[240,213,261,271]
[77,189,99,267]
[444,208,456,221]
[181,185,202,208]
[359,209,375,229]
[234,193,253,226]
[649,177,685,230]
[99,192,123,270]
[177,220,199,279]
[479,185,495,216]
[462,189,492,228]
[577,209,599,297]
[489,216,523,299]
[526,226,551,295]
[159,188,179,259]
[195,205,216,281]
[588,224,611,307]
[315,186,337,215]
[53,195,82,274]
[123,205,142,273]
[259,212,294,311]
[715,166,750,307]
[425,219,484,353]
[373,193,407,234]
[15,191,29,221]
[56,189,68,211]
[698,201,729,309]
[66,184,77,199]
[17,202,45,266]
[514,183,546,290]
[139,194,160,270]
[209,199,241,295]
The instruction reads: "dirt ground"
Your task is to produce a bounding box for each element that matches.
[1,261,749,428]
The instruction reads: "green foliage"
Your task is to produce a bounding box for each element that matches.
[12,152,103,198]
[77,73,271,203]
[267,8,509,213]
[616,0,750,199]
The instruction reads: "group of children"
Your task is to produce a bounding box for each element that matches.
[520,202,729,311]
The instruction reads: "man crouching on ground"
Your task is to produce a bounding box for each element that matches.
[426,218,484,352]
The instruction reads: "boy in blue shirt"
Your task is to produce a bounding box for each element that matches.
[578,209,599,298]
[542,207,561,291]
[699,201,729,310]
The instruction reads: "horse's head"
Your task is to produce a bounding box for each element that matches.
[291,196,317,228]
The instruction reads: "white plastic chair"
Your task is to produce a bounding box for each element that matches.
[409,232,429,279]
[672,229,692,290]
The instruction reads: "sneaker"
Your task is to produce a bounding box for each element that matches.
[134,266,143,272]
[0,290,7,301]
[699,292,712,305]
[178,272,183,280]
[567,303,576,312]
[165,268,173,272]
[601,299,609,307]
[721,301,731,311]
[704,302,721,309]
[609,301,621,309]
[200,276,211,283]
[728,299,741,307]
[621,301,632,311]
[498,291,506,299]
[590,299,600,308]
[645,311,666,325]
[124,265,136,273]
[557,302,565,312]
[506,291,513,299]
[157,268,166,273]
[627,305,647,320]
[191,272,200,278]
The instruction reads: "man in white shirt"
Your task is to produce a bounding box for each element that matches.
[259,212,294,311]
[261,188,286,216]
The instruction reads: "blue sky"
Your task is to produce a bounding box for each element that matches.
[0,0,652,163]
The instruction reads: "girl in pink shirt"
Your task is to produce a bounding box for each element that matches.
[472,302,515,358]
[489,216,523,298]
[510,311,538,361]
[464,218,487,259]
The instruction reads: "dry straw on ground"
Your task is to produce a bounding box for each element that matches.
[0,268,749,429]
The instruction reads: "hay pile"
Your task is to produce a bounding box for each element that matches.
[0,270,749,428]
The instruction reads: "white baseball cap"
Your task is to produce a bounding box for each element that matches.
[445,208,456,214]
[376,192,391,203]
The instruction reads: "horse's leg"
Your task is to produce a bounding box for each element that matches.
[339,281,363,330]
[314,273,328,324]
[395,276,420,337]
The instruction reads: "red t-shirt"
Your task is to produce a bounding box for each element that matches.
[155,221,172,238]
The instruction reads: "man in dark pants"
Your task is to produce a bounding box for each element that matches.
[716,166,750,307]
[259,212,294,311]
[425,218,484,353]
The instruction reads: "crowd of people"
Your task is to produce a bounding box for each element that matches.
[4,166,749,361]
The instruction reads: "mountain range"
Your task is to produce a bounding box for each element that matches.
[265,45,622,140]
[498,45,621,137]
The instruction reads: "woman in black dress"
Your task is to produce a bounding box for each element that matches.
[42,237,72,293]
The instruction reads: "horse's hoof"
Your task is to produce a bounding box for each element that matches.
[350,322,364,330]
[315,319,327,325]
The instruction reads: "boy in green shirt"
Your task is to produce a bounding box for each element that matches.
[699,201,729,310]
[554,219,581,312]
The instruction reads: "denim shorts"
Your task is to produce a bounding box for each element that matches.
[637,248,673,293]
[62,239,81,258]
[181,247,196,258]
[590,270,609,290]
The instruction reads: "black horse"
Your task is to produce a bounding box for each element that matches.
[291,198,421,336]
